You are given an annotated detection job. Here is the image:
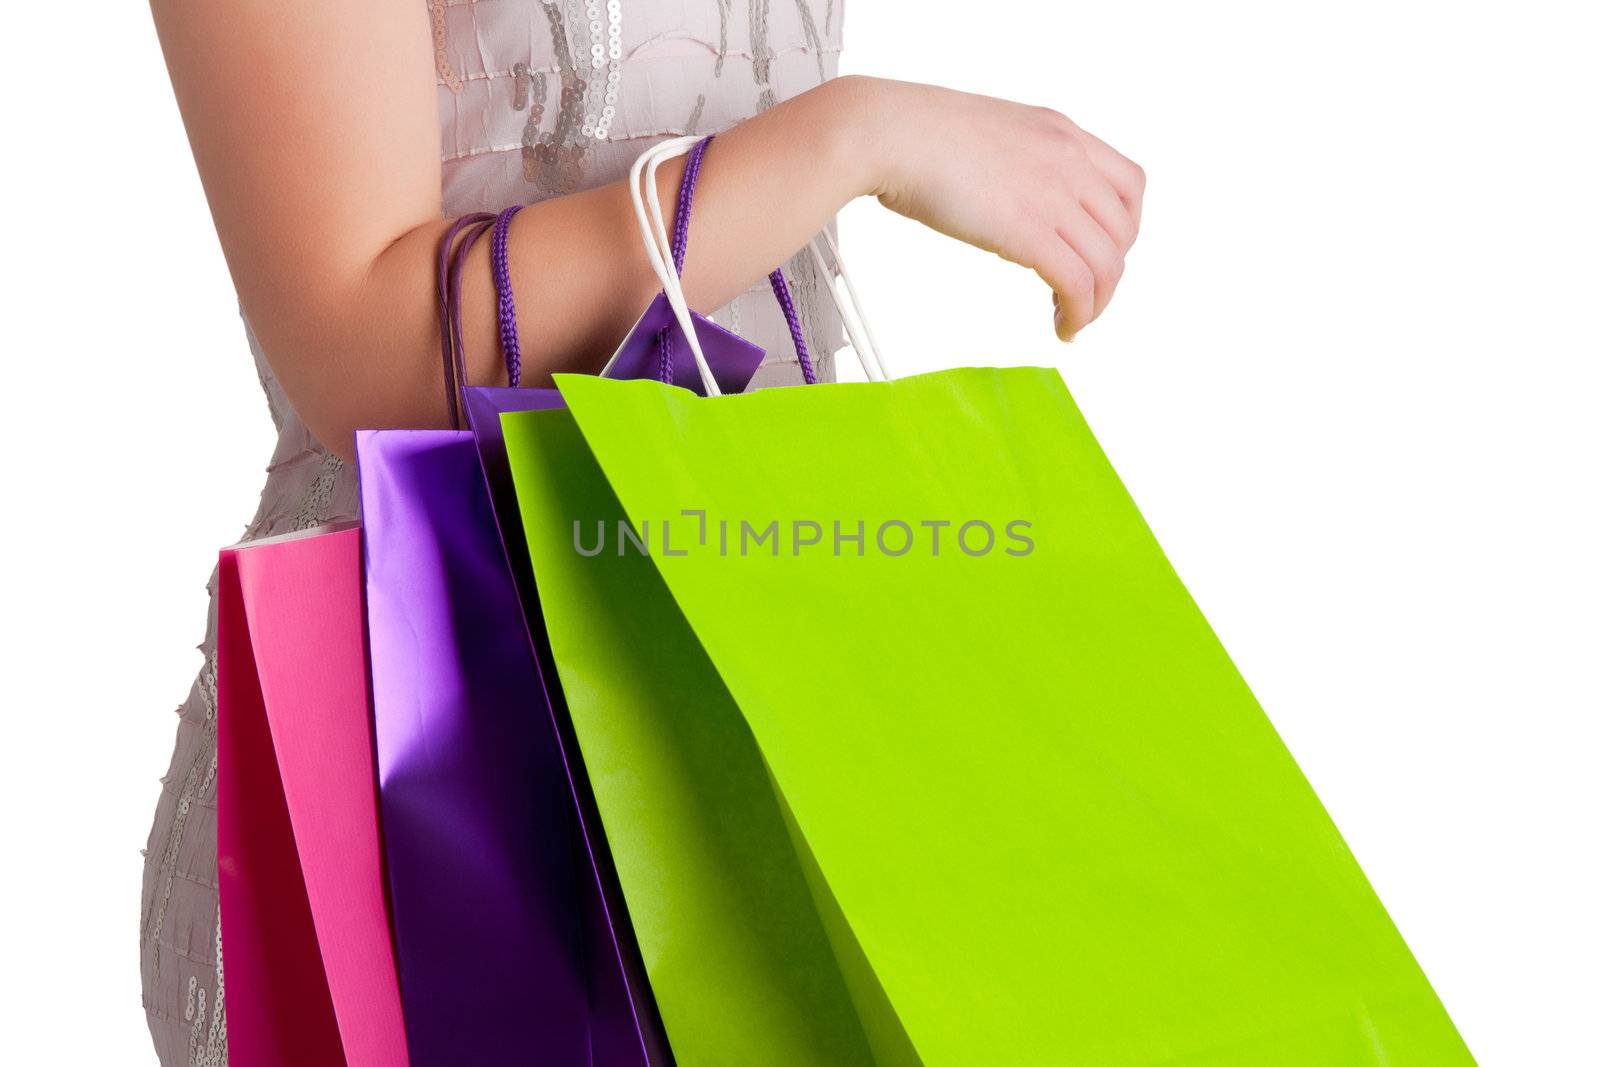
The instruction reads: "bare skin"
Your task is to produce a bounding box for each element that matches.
[150,0,1144,459]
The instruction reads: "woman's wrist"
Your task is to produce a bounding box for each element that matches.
[814,74,899,203]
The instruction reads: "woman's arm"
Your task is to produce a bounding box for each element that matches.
[151,0,1143,459]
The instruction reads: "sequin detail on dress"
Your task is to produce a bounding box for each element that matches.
[512,61,532,110]
[428,0,465,94]
[749,0,779,112]
[793,0,827,84]
[185,922,227,1067]
[141,651,219,998]
[716,0,732,77]
[582,0,623,141]
[290,452,343,531]
[524,0,589,193]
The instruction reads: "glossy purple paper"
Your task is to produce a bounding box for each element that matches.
[358,426,653,1066]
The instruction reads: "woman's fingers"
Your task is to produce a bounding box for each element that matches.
[1032,229,1100,341]
[1054,205,1125,322]
[1073,126,1146,228]
[1078,176,1139,253]
[1036,131,1138,338]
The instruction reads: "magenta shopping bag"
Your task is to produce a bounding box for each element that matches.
[215,523,408,1067]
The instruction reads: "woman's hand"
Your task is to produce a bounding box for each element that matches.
[839,77,1145,340]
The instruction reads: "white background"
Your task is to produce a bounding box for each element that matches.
[2,1,1595,1062]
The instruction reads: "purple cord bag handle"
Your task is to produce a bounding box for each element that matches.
[437,212,495,428]
[437,206,526,430]
[660,135,817,385]
[492,205,525,388]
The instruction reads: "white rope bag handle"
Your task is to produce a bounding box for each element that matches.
[627,137,890,394]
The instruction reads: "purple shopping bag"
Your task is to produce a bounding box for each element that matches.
[359,426,649,1065]
[357,210,665,1064]
[359,135,810,1064]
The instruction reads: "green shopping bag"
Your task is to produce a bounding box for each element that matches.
[504,366,1471,1066]
[499,137,1472,1065]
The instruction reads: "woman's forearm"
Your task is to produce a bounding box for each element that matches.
[275,77,879,459]
[457,77,882,412]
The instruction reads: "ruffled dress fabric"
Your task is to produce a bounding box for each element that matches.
[139,2,844,1062]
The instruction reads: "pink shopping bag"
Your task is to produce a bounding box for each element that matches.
[215,522,408,1066]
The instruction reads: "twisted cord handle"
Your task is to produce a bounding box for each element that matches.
[491,205,525,387]
[671,138,707,276]
[655,137,711,383]
[768,268,816,384]
[659,135,816,385]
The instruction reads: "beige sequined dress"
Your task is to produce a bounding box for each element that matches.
[139,2,845,1062]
